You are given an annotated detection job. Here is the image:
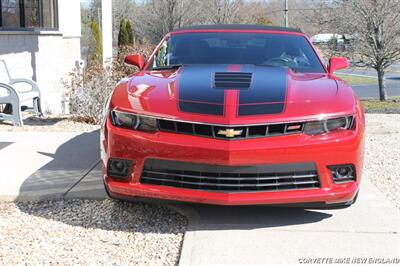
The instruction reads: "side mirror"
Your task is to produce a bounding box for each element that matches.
[328,57,349,74]
[124,54,146,70]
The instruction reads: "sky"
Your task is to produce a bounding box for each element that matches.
[81,0,91,8]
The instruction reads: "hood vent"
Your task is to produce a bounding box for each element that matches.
[214,72,252,89]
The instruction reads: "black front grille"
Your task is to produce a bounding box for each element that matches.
[140,159,320,193]
[214,72,252,89]
[157,119,304,140]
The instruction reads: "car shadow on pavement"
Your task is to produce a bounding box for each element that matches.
[168,203,333,231]
[13,130,187,234]
[15,130,100,201]
[0,141,13,150]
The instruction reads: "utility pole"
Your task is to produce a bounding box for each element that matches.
[284,0,289,27]
[102,0,112,66]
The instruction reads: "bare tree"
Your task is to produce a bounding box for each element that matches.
[198,0,244,24]
[84,0,278,45]
[296,0,341,35]
[138,0,195,43]
[340,0,400,101]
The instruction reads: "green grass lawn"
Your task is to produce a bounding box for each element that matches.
[335,74,377,85]
[361,97,400,113]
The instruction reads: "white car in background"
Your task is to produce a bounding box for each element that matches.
[311,33,345,44]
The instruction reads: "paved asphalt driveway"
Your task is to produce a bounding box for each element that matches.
[0,129,399,265]
[339,65,400,80]
[338,67,400,99]
[351,83,400,99]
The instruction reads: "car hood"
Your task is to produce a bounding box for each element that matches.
[112,64,356,125]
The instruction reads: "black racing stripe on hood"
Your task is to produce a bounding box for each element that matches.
[178,66,224,103]
[238,66,287,115]
[178,66,226,115]
[239,103,284,116]
[179,102,224,115]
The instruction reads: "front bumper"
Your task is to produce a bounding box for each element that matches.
[101,119,364,206]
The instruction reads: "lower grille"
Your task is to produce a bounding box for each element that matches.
[140,159,320,193]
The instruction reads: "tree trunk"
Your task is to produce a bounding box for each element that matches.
[376,68,387,101]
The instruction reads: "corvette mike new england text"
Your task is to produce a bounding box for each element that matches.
[298,257,400,264]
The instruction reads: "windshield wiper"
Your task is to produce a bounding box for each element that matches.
[151,64,182,70]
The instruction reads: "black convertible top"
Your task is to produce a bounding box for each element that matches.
[173,24,302,33]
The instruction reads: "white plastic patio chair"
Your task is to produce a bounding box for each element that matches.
[0,59,42,126]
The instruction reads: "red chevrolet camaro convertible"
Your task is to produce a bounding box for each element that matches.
[101,25,365,207]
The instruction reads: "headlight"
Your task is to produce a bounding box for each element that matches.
[110,110,158,133]
[304,116,353,135]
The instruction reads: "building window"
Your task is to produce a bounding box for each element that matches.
[0,0,58,30]
[42,0,55,28]
[1,0,20,27]
[24,0,40,28]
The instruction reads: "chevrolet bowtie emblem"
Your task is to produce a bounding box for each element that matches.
[217,128,243,138]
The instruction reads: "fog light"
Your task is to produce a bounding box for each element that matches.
[328,164,356,183]
[107,158,132,180]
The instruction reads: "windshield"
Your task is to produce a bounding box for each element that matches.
[149,32,326,73]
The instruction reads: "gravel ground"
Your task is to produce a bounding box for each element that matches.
[0,115,99,132]
[364,114,400,208]
[0,199,187,265]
